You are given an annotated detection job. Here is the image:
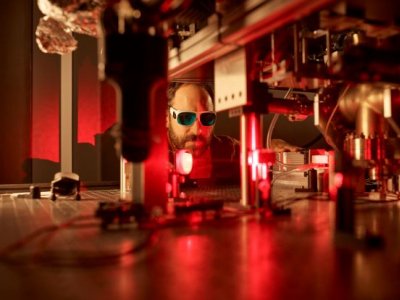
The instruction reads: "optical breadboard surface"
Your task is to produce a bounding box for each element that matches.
[1,186,400,299]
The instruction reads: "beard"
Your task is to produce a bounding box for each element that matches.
[168,129,211,158]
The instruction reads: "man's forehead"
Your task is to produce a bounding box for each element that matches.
[172,84,213,110]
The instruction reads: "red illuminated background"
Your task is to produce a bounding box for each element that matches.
[30,29,117,183]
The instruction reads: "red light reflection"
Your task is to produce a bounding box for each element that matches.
[260,163,267,180]
[250,114,258,150]
[248,113,261,182]
[251,151,259,181]
[118,240,137,267]
[167,234,213,296]
[77,60,101,145]
[32,95,59,161]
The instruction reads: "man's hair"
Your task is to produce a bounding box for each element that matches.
[167,81,214,106]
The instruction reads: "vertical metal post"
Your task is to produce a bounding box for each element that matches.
[60,53,73,173]
[240,112,262,207]
[293,23,299,74]
[325,29,331,67]
[132,163,145,204]
[240,114,249,207]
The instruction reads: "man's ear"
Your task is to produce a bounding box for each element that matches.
[166,113,169,128]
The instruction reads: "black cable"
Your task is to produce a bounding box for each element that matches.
[0,218,157,268]
[300,133,324,149]
[31,230,157,268]
[0,229,157,268]
[0,207,253,268]
[0,215,94,258]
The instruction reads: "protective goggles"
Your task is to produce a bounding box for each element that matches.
[169,106,216,126]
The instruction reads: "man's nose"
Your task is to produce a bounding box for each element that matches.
[189,118,202,135]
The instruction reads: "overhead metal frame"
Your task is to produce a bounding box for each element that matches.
[168,0,336,78]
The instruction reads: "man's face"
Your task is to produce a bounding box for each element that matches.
[167,84,215,158]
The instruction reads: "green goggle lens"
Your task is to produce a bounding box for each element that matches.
[199,112,217,126]
[177,112,197,126]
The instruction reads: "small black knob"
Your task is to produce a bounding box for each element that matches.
[29,185,41,199]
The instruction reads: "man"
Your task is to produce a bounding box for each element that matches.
[167,82,239,185]
[166,82,299,185]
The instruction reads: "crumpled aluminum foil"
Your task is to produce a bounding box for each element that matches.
[36,0,105,54]
[36,16,78,54]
